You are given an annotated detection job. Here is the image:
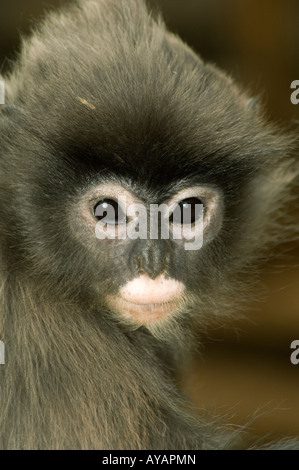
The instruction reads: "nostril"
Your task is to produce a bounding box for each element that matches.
[162,253,171,271]
[135,256,145,274]
[130,242,171,279]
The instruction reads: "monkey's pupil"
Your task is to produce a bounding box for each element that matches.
[94,199,127,225]
[170,197,204,225]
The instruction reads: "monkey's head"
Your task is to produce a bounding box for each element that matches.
[0,0,294,333]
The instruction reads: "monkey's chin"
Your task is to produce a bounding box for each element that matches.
[106,296,181,325]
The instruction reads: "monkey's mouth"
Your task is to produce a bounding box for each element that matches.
[106,295,182,325]
[106,274,185,325]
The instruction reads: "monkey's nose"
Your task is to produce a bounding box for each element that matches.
[119,274,184,304]
[129,240,171,280]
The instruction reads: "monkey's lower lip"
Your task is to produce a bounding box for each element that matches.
[107,296,181,324]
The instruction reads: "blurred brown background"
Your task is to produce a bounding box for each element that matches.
[0,0,298,446]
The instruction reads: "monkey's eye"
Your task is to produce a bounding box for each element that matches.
[94,198,127,225]
[170,197,204,225]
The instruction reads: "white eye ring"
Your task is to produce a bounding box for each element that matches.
[167,186,223,247]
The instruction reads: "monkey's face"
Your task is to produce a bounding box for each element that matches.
[70,179,223,327]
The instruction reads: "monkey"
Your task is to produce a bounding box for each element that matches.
[0,0,298,450]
